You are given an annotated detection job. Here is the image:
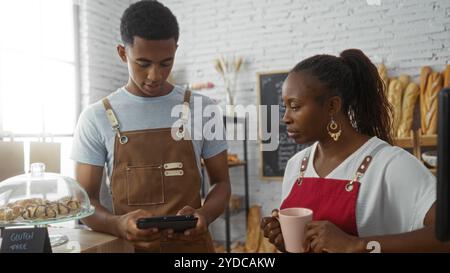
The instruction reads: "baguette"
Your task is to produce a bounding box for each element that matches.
[387,79,403,137]
[397,82,419,138]
[424,72,443,135]
[419,66,432,134]
[398,74,410,91]
[245,205,262,253]
[443,65,450,88]
[377,63,389,94]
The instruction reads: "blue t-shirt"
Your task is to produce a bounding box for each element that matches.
[71,85,228,181]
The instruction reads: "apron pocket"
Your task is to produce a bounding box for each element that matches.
[126,164,164,206]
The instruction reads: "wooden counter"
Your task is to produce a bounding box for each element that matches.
[49,227,134,253]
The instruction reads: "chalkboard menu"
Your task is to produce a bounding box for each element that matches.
[0,227,52,253]
[257,71,310,179]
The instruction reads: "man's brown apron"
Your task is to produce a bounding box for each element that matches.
[102,90,214,253]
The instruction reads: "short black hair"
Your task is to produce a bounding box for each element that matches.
[120,0,179,46]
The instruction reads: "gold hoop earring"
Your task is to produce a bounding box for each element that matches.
[327,116,341,141]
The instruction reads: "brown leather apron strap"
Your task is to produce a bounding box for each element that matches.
[345,142,389,192]
[356,156,373,175]
[102,98,128,144]
[181,90,191,122]
[297,146,312,185]
[353,142,388,181]
[102,98,112,112]
[184,90,192,103]
[176,90,192,139]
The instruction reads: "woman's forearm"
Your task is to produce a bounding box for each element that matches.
[360,225,450,253]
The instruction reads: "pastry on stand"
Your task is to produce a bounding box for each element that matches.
[0,163,95,253]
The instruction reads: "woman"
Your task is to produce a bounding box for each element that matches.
[261,49,450,252]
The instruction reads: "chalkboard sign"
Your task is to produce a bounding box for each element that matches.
[257,71,310,179]
[0,227,52,253]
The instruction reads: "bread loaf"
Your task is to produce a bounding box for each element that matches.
[419,67,432,133]
[245,205,262,253]
[398,74,410,91]
[388,79,403,137]
[443,65,450,88]
[377,64,389,94]
[397,82,419,138]
[423,72,443,135]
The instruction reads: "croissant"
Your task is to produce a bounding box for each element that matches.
[34,205,48,219]
[0,196,82,223]
[58,196,81,213]
[22,205,38,220]
[57,203,71,215]
[11,206,24,220]
[0,208,15,221]
[45,206,58,219]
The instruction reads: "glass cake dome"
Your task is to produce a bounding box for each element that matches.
[0,163,94,227]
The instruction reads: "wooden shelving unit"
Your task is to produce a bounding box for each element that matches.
[227,160,247,168]
[394,134,437,149]
[394,132,437,175]
[200,116,249,253]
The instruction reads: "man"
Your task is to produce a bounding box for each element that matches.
[71,0,230,252]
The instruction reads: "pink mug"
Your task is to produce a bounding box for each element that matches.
[278,207,313,253]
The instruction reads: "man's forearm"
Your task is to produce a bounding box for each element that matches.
[360,225,450,253]
[81,199,121,238]
[199,181,231,225]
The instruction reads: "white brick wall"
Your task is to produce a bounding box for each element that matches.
[160,0,450,242]
[78,0,137,108]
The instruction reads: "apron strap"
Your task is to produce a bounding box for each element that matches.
[181,90,191,123]
[176,90,192,139]
[346,142,389,192]
[297,141,389,190]
[352,142,388,181]
[297,146,313,185]
[102,98,128,145]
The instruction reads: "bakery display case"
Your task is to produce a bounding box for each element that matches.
[0,163,94,228]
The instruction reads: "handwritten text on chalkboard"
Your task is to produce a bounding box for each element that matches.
[258,71,310,178]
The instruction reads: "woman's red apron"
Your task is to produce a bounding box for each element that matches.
[280,143,387,236]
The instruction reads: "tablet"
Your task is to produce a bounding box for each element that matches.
[136,215,198,232]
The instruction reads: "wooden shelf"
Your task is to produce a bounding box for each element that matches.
[394,134,437,148]
[200,160,246,167]
[228,160,247,168]
[429,168,437,176]
[394,132,437,175]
